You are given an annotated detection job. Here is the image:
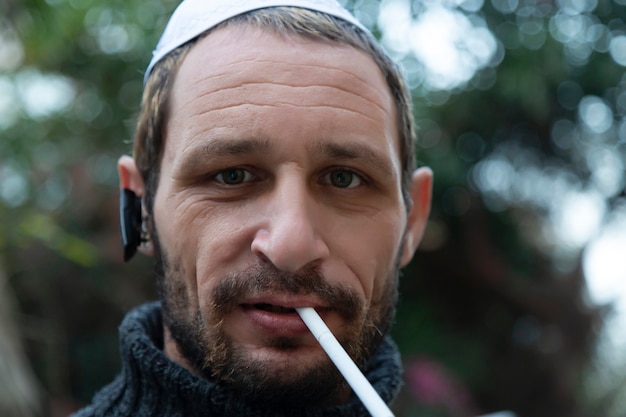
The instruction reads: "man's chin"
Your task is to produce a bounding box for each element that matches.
[210,345,349,407]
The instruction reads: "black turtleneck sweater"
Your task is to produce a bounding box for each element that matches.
[72,302,403,417]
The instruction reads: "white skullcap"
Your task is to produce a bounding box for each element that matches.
[145,0,369,84]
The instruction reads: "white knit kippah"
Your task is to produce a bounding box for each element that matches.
[145,0,369,83]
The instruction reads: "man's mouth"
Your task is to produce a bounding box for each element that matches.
[252,303,297,314]
[239,301,313,335]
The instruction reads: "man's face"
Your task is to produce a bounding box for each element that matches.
[151,25,418,405]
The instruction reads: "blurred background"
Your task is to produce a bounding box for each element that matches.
[1,0,625,416]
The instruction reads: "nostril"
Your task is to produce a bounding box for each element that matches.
[253,251,271,264]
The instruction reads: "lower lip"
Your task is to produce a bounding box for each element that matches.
[241,305,311,335]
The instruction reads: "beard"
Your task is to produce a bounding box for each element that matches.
[151,226,399,407]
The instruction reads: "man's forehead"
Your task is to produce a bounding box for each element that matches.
[145,0,370,84]
[170,26,392,121]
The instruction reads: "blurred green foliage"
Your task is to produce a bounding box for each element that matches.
[1,0,626,416]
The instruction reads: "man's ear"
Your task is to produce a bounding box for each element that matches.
[399,167,433,267]
[117,155,154,257]
[118,155,144,195]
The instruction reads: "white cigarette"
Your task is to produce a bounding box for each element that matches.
[296,307,395,417]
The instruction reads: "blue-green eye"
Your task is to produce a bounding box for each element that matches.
[327,169,362,188]
[216,168,252,185]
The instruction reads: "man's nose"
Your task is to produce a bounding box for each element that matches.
[251,179,330,272]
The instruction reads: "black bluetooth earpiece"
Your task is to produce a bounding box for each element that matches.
[119,188,142,261]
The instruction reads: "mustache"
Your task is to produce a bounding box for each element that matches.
[212,263,362,321]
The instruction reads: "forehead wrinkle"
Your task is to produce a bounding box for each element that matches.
[187,101,380,125]
[177,76,391,126]
[189,83,388,119]
[179,57,391,115]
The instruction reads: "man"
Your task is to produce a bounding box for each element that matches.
[74,0,432,415]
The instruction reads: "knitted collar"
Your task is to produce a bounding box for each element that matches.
[87,302,403,417]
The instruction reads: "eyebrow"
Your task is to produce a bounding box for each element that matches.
[174,137,395,178]
[175,137,271,173]
[314,141,395,177]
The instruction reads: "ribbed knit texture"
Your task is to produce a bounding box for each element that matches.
[72,302,403,417]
